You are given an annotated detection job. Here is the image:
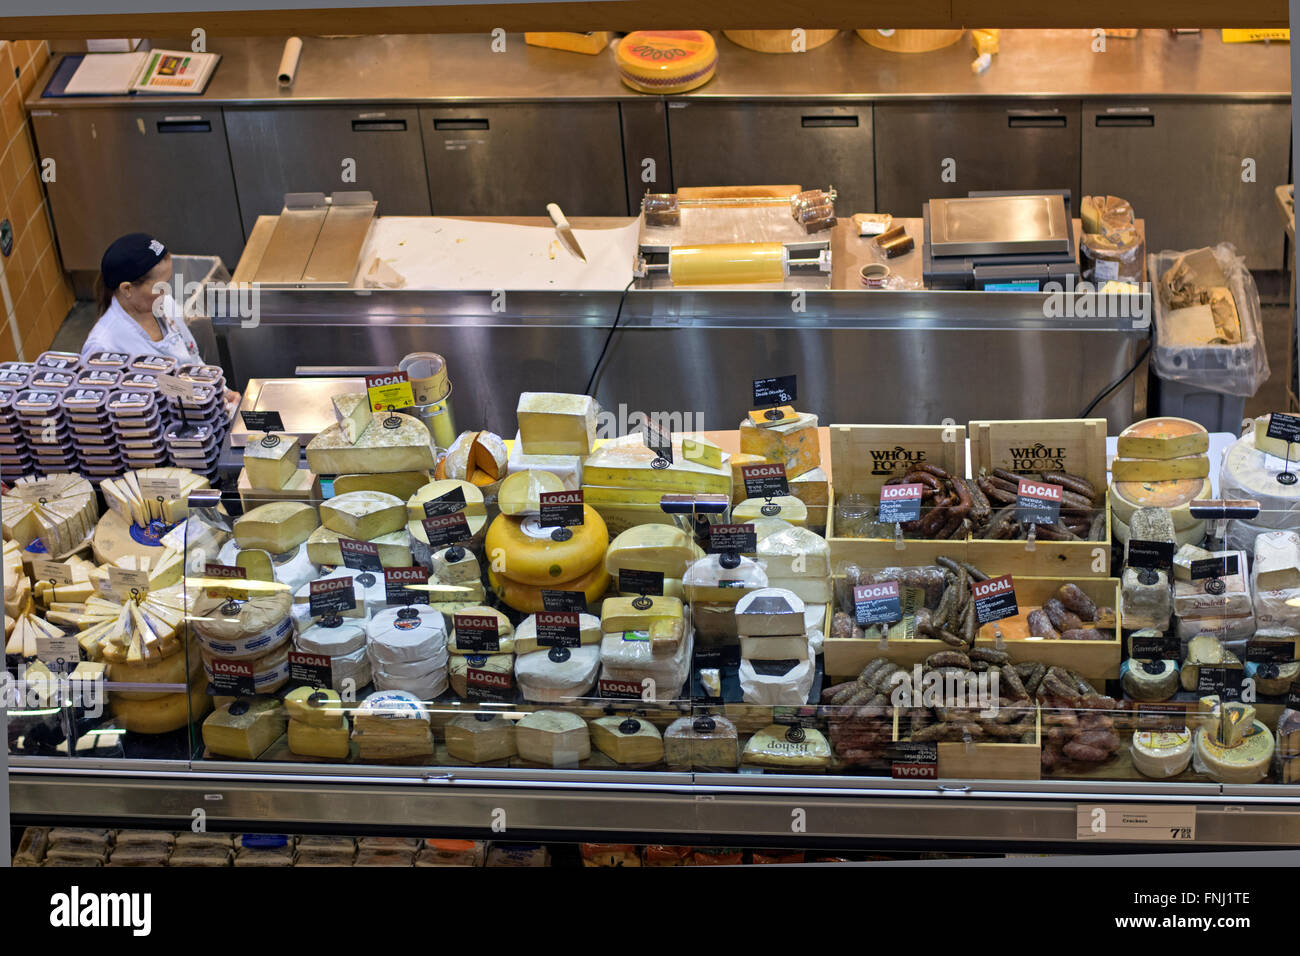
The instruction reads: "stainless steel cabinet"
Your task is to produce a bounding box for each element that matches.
[29,107,244,272]
[666,101,874,214]
[225,107,431,235]
[1082,100,1291,269]
[874,101,1081,218]
[420,104,626,215]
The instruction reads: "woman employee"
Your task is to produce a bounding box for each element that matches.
[81,232,202,364]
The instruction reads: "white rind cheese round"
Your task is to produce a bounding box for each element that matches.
[1131,730,1193,778]
[448,652,514,697]
[297,617,368,657]
[515,644,601,702]
[371,666,448,700]
[1194,721,1274,783]
[1121,658,1180,702]
[1220,432,1300,529]
[374,647,450,679]
[357,689,430,722]
[331,645,372,690]
[367,605,447,664]
[190,591,294,658]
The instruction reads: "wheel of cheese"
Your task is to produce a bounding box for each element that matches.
[108,638,204,699]
[367,605,447,664]
[616,31,718,93]
[110,676,212,734]
[201,640,291,695]
[1109,476,1210,531]
[515,644,601,702]
[190,591,294,654]
[1194,722,1274,783]
[1121,658,1180,701]
[1220,432,1300,529]
[448,652,514,698]
[374,649,450,681]
[484,508,607,586]
[92,509,171,565]
[488,562,611,613]
[1111,511,1205,548]
[297,617,368,657]
[1131,730,1193,778]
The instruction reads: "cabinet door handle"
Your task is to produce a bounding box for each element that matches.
[351,119,407,132]
[1007,111,1067,128]
[1096,114,1155,127]
[801,115,858,128]
[434,118,489,131]
[156,119,211,133]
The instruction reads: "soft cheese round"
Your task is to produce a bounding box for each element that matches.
[515,644,601,702]
[1131,730,1193,778]
[367,605,447,664]
[297,617,368,657]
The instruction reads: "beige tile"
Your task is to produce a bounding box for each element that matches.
[0,83,22,159]
[8,125,35,182]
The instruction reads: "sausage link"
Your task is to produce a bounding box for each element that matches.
[1027,609,1061,640]
[1055,584,1097,620]
[1044,599,1084,632]
[1040,471,1097,500]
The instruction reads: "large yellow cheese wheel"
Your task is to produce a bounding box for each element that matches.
[484,507,607,586]
[1110,476,1210,531]
[110,677,212,734]
[108,639,203,700]
[616,31,717,93]
[488,564,611,613]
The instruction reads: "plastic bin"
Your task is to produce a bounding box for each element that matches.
[1150,374,1248,435]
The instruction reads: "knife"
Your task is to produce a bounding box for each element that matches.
[546,202,587,263]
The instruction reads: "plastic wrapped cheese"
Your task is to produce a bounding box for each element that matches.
[755,524,831,603]
[513,612,601,655]
[741,723,831,769]
[291,568,379,626]
[190,590,294,659]
[1220,432,1300,530]
[1131,730,1193,778]
[739,649,815,705]
[366,605,447,664]
[1172,550,1251,617]
[604,524,703,579]
[201,641,292,695]
[515,644,601,702]
[1250,531,1300,629]
[330,644,372,691]
[600,627,693,700]
[664,714,739,769]
[296,616,367,657]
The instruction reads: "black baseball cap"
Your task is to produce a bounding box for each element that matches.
[101,233,168,289]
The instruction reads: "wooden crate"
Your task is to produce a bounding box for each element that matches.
[892,705,1041,781]
[828,423,969,566]
[967,418,1111,577]
[823,575,1122,680]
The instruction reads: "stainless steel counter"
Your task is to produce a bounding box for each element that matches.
[27,30,1291,110]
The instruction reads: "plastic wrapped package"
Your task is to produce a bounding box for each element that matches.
[1130,729,1194,778]
[642,845,692,866]
[1082,226,1143,284]
[683,553,768,599]
[1219,433,1300,533]
[1149,244,1269,397]
[739,646,816,705]
[12,827,50,866]
[109,845,173,866]
[1250,531,1300,629]
[1278,709,1300,757]
[515,644,601,702]
[599,627,694,699]
[581,843,642,866]
[291,569,384,627]
[664,714,740,770]
[1173,549,1251,617]
[168,847,232,866]
[416,839,486,867]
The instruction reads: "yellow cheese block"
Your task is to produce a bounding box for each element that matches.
[600,594,683,632]
[1110,455,1209,483]
[233,502,320,553]
[516,392,597,456]
[789,468,829,509]
[590,715,664,764]
[498,469,565,516]
[738,412,820,479]
[406,479,486,520]
[681,435,723,470]
[513,611,602,655]
[484,508,607,586]
[307,526,413,568]
[288,718,351,759]
[604,524,703,578]
[733,495,808,527]
[284,686,345,728]
[320,491,407,540]
[582,485,679,507]
[488,563,611,614]
[524,31,611,54]
[447,605,515,654]
[202,697,286,760]
[243,432,300,490]
[444,713,517,762]
[588,505,678,538]
[1116,417,1209,460]
[729,452,767,503]
[333,471,430,501]
[1253,415,1300,459]
[582,433,730,495]
[306,413,435,476]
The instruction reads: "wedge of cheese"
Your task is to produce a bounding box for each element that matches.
[306,526,412,568]
[1111,455,1209,483]
[733,495,807,527]
[320,491,407,540]
[1116,417,1209,460]
[498,469,564,516]
[604,524,703,579]
[233,502,320,554]
[243,432,300,490]
[738,412,819,479]
[331,391,371,444]
[406,479,486,520]
[590,715,664,764]
[306,413,434,476]
[516,392,597,456]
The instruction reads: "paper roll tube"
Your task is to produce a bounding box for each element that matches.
[277,36,303,87]
[669,243,786,286]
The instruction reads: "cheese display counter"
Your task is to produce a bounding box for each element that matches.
[5,365,1300,850]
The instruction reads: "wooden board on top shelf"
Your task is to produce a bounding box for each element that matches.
[823,575,1122,680]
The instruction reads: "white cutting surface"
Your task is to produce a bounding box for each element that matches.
[356,216,640,290]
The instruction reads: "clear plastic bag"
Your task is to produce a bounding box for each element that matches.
[1149,243,1270,397]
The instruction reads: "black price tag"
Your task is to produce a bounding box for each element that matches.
[694,644,740,670]
[1197,667,1244,702]
[423,485,466,517]
[454,612,500,652]
[384,566,430,605]
[890,741,938,780]
[338,538,383,572]
[421,512,472,548]
[972,574,1018,625]
[240,409,285,432]
[642,419,673,465]
[1245,636,1297,664]
[618,568,664,597]
[538,490,585,528]
[288,651,333,690]
[878,482,923,524]
[707,523,757,555]
[740,462,789,500]
[541,589,587,613]
[599,676,645,700]
[1266,412,1300,444]
[753,374,797,407]
[465,660,514,702]
[1287,681,1300,709]
[535,610,581,648]
[854,581,902,626]
[1015,477,1063,526]
[1130,632,1175,659]
[1127,539,1175,571]
[1191,554,1238,581]
[309,576,357,616]
[208,658,257,697]
[1126,701,1194,733]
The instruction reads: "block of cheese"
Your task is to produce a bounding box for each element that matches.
[681,434,723,470]
[599,625,692,694]
[288,718,351,759]
[1110,476,1211,531]
[506,431,583,490]
[583,433,730,495]
[514,612,601,655]
[729,452,767,503]
[1116,417,1209,460]
[741,723,831,768]
[791,466,830,509]
[431,545,480,586]
[444,713,517,762]
[1219,432,1300,530]
[498,469,564,516]
[448,652,514,697]
[755,524,831,603]
[243,432,300,490]
[1179,634,1241,691]
[515,644,601,702]
[740,634,811,661]
[307,413,434,475]
[331,391,371,444]
[590,715,664,764]
[1175,612,1255,643]
[1122,658,1180,701]
[307,526,412,569]
[649,617,684,656]
[615,576,685,602]
[484,509,607,586]
[1111,455,1209,483]
[1253,414,1300,459]
[333,470,430,501]
[285,686,345,728]
[739,412,819,479]
[447,606,515,654]
[1252,657,1300,696]
[352,690,434,760]
[292,571,374,624]
[233,502,319,554]
[516,392,597,456]
[1173,550,1250,616]
[739,654,814,705]
[1127,507,1176,547]
[601,594,684,633]
[664,714,739,769]
[406,479,486,520]
[201,640,292,696]
[735,588,805,635]
[733,495,807,527]
[1172,543,1214,582]
[1219,702,1257,747]
[1121,567,1171,631]
[1254,531,1300,592]
[202,697,286,760]
[1130,730,1193,778]
[1194,721,1273,783]
[1278,708,1300,757]
[515,709,591,765]
[604,524,703,579]
[320,491,407,540]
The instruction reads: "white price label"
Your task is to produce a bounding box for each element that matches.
[157,374,198,402]
[137,475,181,500]
[1076,804,1196,842]
[36,632,80,669]
[107,566,151,600]
[32,558,73,585]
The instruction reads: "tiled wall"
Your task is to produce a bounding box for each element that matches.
[0,40,75,363]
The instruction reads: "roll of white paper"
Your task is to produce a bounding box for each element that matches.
[277,36,303,87]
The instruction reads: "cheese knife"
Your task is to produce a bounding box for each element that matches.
[546,202,587,263]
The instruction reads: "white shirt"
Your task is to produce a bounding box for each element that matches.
[81,294,201,365]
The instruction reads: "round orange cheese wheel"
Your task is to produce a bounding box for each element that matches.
[616,30,718,93]
[1110,476,1210,530]
[488,563,611,613]
[484,506,607,586]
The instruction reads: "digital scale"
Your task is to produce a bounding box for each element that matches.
[922,190,1081,291]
